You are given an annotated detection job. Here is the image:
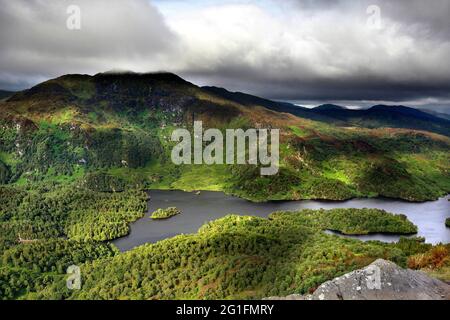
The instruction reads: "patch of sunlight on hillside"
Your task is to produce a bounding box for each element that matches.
[289,125,309,137]
[171,165,230,191]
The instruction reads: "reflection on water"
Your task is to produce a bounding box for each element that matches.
[113,190,450,251]
[323,230,414,243]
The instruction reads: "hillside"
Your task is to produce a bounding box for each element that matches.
[0,90,15,100]
[202,87,450,136]
[0,72,449,201]
[311,104,450,136]
[419,109,450,121]
[0,198,438,300]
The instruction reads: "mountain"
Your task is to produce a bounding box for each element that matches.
[311,104,450,136]
[369,105,446,122]
[202,87,450,136]
[0,71,449,301]
[202,86,343,124]
[0,72,449,202]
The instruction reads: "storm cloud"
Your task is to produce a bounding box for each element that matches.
[0,0,177,89]
[0,0,449,110]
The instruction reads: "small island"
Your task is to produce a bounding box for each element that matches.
[446,218,450,228]
[151,207,181,220]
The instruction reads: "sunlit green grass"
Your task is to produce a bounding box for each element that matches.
[171,165,230,191]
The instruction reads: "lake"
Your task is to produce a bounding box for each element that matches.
[112,190,450,251]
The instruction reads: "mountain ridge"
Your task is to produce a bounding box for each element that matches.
[4,72,449,136]
[311,103,450,136]
[0,71,449,202]
[266,259,450,300]
[314,104,347,111]
[203,84,450,136]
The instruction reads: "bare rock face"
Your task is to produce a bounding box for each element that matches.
[267,259,450,300]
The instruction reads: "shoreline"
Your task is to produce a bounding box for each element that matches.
[145,188,450,205]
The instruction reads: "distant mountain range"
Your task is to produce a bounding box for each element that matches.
[311,104,450,136]
[202,86,345,124]
[203,87,450,136]
[3,82,449,135]
[419,109,450,121]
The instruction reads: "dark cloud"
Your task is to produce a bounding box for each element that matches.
[0,0,177,90]
[378,0,450,39]
[183,66,450,102]
[170,0,450,108]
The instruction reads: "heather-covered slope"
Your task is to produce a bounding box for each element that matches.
[0,72,449,201]
[311,104,450,137]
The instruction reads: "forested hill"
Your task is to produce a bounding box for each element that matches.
[0,71,449,201]
[0,90,15,100]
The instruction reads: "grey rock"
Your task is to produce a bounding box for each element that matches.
[266,259,450,300]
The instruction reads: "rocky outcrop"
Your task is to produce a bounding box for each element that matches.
[267,259,450,300]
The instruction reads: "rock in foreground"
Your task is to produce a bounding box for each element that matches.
[267,259,450,300]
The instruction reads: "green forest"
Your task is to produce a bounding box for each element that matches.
[0,180,448,300]
[0,186,448,300]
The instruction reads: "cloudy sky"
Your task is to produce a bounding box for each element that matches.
[1,0,450,112]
